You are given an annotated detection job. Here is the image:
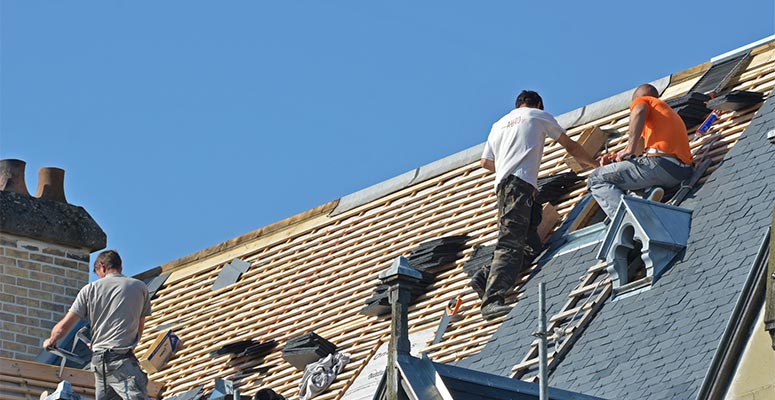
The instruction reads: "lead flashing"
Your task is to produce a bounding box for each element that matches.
[330,143,485,217]
[410,143,483,186]
[553,76,670,130]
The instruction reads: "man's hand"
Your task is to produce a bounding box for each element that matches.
[43,338,57,351]
[614,149,635,162]
[598,153,617,166]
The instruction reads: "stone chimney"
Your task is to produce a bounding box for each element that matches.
[0,159,106,360]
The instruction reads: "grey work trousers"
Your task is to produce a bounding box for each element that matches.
[587,156,692,218]
[92,351,148,400]
[482,175,542,308]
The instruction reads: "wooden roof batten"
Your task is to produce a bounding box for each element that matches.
[129,37,775,400]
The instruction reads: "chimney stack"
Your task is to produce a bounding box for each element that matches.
[0,159,31,196]
[35,167,67,203]
[0,158,106,361]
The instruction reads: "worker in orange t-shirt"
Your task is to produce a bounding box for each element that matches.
[587,83,693,218]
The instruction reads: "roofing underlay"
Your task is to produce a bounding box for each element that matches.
[111,37,775,400]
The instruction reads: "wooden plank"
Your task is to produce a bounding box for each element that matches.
[0,358,164,400]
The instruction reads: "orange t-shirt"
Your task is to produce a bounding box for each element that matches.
[630,96,693,164]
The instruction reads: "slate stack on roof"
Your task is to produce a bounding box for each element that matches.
[706,90,765,111]
[407,235,468,271]
[281,332,337,371]
[361,236,468,317]
[666,92,712,128]
[536,172,583,205]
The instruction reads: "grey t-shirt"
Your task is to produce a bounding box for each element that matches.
[70,273,151,351]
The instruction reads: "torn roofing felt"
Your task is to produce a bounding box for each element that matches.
[456,93,775,399]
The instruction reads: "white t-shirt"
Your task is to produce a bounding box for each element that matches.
[482,107,565,189]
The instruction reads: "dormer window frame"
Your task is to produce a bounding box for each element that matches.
[596,196,692,297]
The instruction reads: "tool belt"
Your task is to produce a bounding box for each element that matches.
[92,349,135,364]
[644,148,690,167]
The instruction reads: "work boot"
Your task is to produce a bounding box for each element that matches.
[644,186,665,203]
[481,302,512,321]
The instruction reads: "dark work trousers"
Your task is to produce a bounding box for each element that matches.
[482,175,542,308]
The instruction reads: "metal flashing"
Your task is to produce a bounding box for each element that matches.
[711,34,775,63]
[379,256,423,281]
[410,144,484,186]
[330,169,418,216]
[553,76,671,131]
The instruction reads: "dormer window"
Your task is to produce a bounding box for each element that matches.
[596,196,692,296]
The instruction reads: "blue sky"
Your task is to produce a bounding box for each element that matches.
[2,1,773,278]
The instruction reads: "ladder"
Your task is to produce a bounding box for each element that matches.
[511,261,612,381]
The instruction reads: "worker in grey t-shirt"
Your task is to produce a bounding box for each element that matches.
[44,250,152,400]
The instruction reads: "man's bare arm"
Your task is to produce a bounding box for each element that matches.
[481,158,495,172]
[43,312,80,349]
[619,103,647,160]
[557,133,597,169]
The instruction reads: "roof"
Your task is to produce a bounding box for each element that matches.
[122,37,775,400]
[458,56,775,399]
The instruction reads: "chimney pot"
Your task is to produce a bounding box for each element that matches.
[0,159,30,196]
[36,167,67,203]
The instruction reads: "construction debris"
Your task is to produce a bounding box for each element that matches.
[40,381,82,400]
[139,329,180,373]
[298,352,351,400]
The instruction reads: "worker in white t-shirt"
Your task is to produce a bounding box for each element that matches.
[478,90,597,320]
